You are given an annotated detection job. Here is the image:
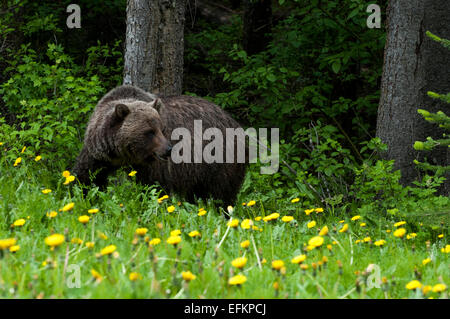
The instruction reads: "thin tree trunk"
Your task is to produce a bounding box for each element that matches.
[376,0,450,195]
[123,0,185,96]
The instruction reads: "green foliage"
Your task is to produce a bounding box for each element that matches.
[0,44,105,169]
[186,0,385,141]
[413,32,450,175]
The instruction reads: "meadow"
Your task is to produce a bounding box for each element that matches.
[0,147,448,299]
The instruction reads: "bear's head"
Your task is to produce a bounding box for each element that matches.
[110,99,172,164]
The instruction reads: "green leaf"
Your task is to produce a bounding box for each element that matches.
[332,61,341,74]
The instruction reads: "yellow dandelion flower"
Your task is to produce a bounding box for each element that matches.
[157,195,169,203]
[393,228,406,238]
[78,215,90,224]
[307,220,316,229]
[13,218,26,227]
[99,232,108,240]
[13,157,22,167]
[351,215,361,221]
[62,170,71,178]
[62,202,75,212]
[271,260,285,270]
[44,234,65,247]
[128,170,137,177]
[228,274,247,285]
[282,216,294,223]
[231,257,248,269]
[46,211,58,218]
[291,254,306,264]
[167,205,175,213]
[166,235,181,245]
[374,240,386,246]
[394,221,406,227]
[319,226,329,236]
[363,237,371,243]
[71,238,83,245]
[263,213,279,222]
[308,236,324,248]
[181,271,196,282]
[34,155,42,161]
[21,146,26,153]
[129,272,142,281]
[291,198,300,203]
[246,200,256,207]
[360,222,367,227]
[304,209,314,215]
[188,230,201,238]
[254,216,262,221]
[422,258,431,266]
[339,223,349,233]
[42,189,52,194]
[63,175,75,185]
[227,219,239,228]
[88,208,99,214]
[406,280,422,290]
[9,245,20,253]
[91,269,103,282]
[441,244,450,253]
[100,245,117,256]
[240,240,250,248]
[406,233,417,240]
[422,285,432,295]
[0,238,17,250]
[315,208,324,213]
[437,234,444,239]
[170,229,181,236]
[241,219,253,229]
[432,283,447,293]
[85,242,95,249]
[135,228,148,236]
[149,238,161,246]
[197,210,207,216]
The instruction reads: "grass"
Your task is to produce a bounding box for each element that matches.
[0,150,448,299]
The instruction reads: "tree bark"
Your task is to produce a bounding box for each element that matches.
[243,0,272,55]
[123,0,185,96]
[376,0,450,195]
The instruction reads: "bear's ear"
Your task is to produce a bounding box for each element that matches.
[151,99,164,114]
[114,103,130,120]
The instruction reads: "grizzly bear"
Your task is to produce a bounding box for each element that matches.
[72,85,247,206]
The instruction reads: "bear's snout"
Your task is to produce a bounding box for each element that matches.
[162,144,172,159]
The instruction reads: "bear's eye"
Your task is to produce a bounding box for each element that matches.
[146,129,155,138]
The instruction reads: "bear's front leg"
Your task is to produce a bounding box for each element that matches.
[72,146,113,189]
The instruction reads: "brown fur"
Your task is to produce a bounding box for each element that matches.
[73,85,247,205]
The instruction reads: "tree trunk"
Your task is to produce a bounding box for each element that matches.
[376,0,450,195]
[123,0,185,96]
[243,0,272,55]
